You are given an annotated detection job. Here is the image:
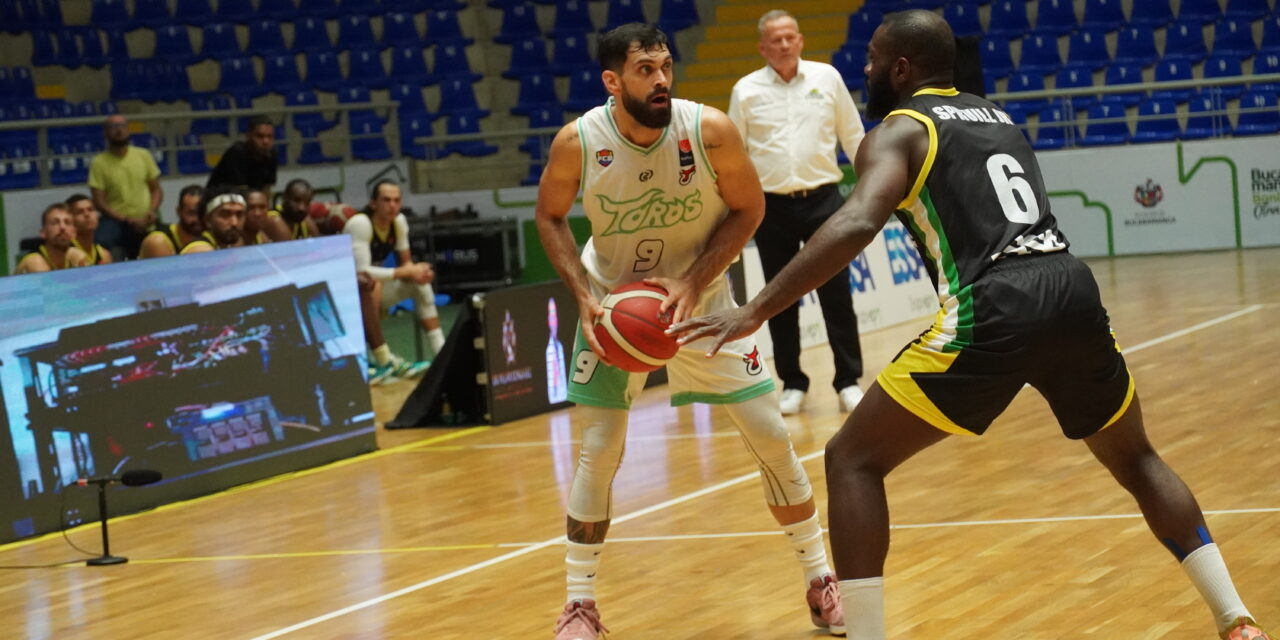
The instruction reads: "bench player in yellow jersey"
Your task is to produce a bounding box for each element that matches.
[181,186,246,254]
[672,11,1271,640]
[66,194,112,265]
[139,185,205,259]
[15,203,90,273]
[265,178,321,242]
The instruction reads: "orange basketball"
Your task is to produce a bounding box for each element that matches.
[593,282,679,373]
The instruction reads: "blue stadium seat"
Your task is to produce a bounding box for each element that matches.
[1101,64,1146,106]
[1080,102,1130,145]
[1202,55,1246,100]
[218,0,255,24]
[1115,26,1159,66]
[343,0,382,15]
[50,143,88,185]
[1234,90,1280,135]
[297,135,340,164]
[0,68,12,104]
[260,0,298,20]
[1131,99,1180,142]
[391,46,437,86]
[1003,71,1049,119]
[1081,0,1125,31]
[190,94,231,135]
[389,82,430,119]
[1151,58,1196,102]
[987,0,1030,37]
[435,42,482,80]
[1182,92,1230,138]
[1263,14,1280,54]
[512,71,559,115]
[1129,0,1173,27]
[551,33,592,75]
[1034,0,1077,35]
[106,30,129,62]
[400,112,435,159]
[201,22,242,61]
[219,57,262,98]
[658,0,700,33]
[177,134,210,174]
[1211,18,1256,59]
[425,10,473,46]
[305,50,344,91]
[348,48,390,89]
[154,25,197,64]
[264,54,305,94]
[832,48,866,93]
[284,89,336,135]
[351,119,393,160]
[1067,29,1111,70]
[437,77,488,117]
[847,11,882,46]
[293,16,333,52]
[551,0,594,38]
[91,0,130,31]
[1254,52,1280,94]
[175,0,214,26]
[1224,0,1270,21]
[0,3,21,34]
[564,64,608,111]
[249,20,289,56]
[337,85,385,128]
[496,2,540,44]
[520,105,563,155]
[1054,66,1097,111]
[383,12,422,47]
[297,0,339,17]
[338,15,378,50]
[78,28,108,67]
[109,62,140,100]
[1019,33,1062,73]
[39,0,63,27]
[443,113,498,157]
[55,29,81,69]
[32,30,57,67]
[604,0,647,31]
[1164,20,1209,62]
[1177,0,1221,23]
[133,0,170,26]
[943,1,982,38]
[981,37,1016,78]
[504,37,550,79]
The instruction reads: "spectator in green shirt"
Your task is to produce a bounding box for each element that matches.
[88,115,164,260]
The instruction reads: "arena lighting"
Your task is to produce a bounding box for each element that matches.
[76,470,163,566]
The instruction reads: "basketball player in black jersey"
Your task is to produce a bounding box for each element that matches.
[671,10,1269,640]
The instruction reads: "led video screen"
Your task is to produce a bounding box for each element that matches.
[0,236,375,544]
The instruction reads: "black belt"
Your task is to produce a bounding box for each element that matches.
[767,183,837,199]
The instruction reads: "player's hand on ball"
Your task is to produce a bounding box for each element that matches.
[642,276,700,325]
[667,307,761,358]
[576,295,613,366]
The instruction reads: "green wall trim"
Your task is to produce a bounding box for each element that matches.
[1176,141,1241,249]
[1047,190,1115,256]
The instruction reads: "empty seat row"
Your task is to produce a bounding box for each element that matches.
[84,0,465,30]
[938,0,1275,40]
[1028,91,1280,149]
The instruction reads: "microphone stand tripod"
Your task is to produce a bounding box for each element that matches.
[86,481,127,566]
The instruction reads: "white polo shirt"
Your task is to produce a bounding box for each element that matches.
[728,59,865,195]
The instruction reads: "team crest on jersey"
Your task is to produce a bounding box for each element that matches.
[1134,179,1163,208]
[596,149,614,167]
[743,346,763,376]
[679,165,697,186]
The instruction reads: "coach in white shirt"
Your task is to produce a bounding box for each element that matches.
[728,9,867,416]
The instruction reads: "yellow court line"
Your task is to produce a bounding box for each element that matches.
[0,426,490,554]
[127,544,500,565]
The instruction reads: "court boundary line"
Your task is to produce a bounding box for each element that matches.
[244,303,1267,640]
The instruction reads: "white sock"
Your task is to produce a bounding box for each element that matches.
[1181,543,1253,631]
[372,344,393,366]
[781,513,832,584]
[566,541,604,602]
[426,328,445,355]
[839,577,886,640]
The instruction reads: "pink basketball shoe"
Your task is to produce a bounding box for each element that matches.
[554,599,608,640]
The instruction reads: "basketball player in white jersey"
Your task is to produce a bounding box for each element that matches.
[536,23,845,639]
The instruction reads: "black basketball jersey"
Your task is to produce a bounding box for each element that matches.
[890,88,1068,301]
[357,212,398,265]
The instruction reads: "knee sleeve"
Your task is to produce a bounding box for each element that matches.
[413,283,438,320]
[724,393,813,506]
[567,406,629,522]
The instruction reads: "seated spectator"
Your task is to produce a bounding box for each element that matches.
[66,194,112,265]
[15,204,90,273]
[140,185,205,258]
[89,114,163,260]
[345,180,445,382]
[265,178,321,241]
[243,187,272,245]
[181,186,247,254]
[207,115,278,193]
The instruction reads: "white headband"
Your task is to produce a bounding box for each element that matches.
[206,193,246,215]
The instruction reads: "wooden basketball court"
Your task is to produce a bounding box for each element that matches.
[2,247,1276,639]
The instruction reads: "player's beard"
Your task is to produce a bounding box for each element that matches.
[864,69,898,121]
[180,217,202,236]
[212,226,242,247]
[621,87,672,129]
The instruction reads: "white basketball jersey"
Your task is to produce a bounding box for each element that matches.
[577,97,728,289]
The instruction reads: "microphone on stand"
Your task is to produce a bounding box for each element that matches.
[77,469,163,566]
